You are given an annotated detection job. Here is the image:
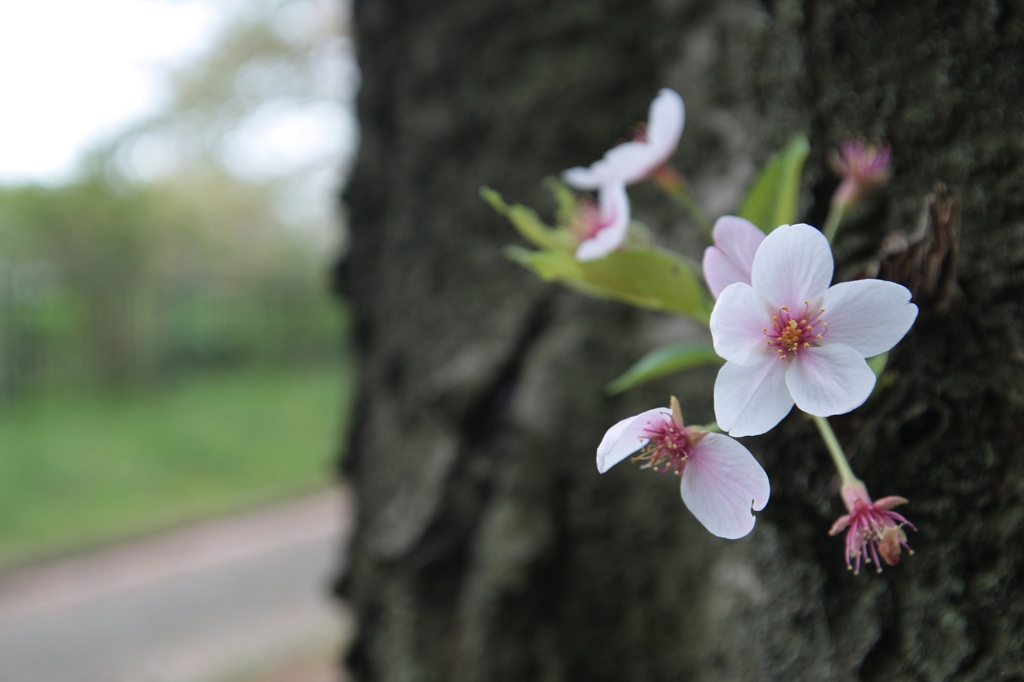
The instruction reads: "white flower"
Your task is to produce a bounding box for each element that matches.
[556,89,685,261]
[597,397,770,539]
[710,223,918,437]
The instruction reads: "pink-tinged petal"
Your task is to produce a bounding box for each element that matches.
[821,280,918,357]
[680,433,770,539]
[703,216,765,298]
[645,88,685,167]
[709,283,774,366]
[703,248,746,299]
[829,514,853,535]
[751,223,834,308]
[714,358,794,437]
[596,407,672,473]
[604,141,655,185]
[874,496,909,510]
[576,183,630,261]
[785,344,876,417]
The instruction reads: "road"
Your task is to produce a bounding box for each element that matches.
[0,490,351,682]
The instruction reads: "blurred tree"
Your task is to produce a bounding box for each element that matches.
[101,0,356,251]
[0,0,351,394]
[338,0,1024,680]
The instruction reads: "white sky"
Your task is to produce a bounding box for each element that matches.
[0,0,225,183]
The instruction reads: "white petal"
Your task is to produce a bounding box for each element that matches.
[645,88,685,166]
[714,358,794,437]
[604,141,656,185]
[709,283,773,366]
[561,166,602,191]
[596,407,672,473]
[562,157,619,191]
[821,280,918,357]
[576,183,630,261]
[704,216,765,298]
[751,223,834,308]
[680,433,770,539]
[785,344,876,417]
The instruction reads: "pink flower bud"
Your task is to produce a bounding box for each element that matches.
[829,138,892,209]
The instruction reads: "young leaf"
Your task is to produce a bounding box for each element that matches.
[480,186,575,251]
[739,134,810,234]
[504,246,713,322]
[542,177,579,226]
[867,352,888,378]
[606,342,723,395]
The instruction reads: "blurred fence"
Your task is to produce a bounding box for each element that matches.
[0,260,343,402]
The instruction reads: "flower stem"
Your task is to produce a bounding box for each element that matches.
[652,165,712,237]
[811,414,859,485]
[822,200,846,243]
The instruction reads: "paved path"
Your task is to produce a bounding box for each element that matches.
[0,490,352,682]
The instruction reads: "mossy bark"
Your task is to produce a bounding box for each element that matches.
[337,1,1024,679]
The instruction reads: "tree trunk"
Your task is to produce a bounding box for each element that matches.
[336,1,1024,679]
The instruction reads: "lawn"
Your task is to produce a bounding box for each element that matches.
[0,360,354,568]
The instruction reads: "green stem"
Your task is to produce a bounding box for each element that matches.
[652,166,712,237]
[811,414,859,485]
[822,200,846,243]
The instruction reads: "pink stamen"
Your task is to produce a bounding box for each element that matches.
[763,301,828,361]
[631,419,695,475]
[569,197,615,241]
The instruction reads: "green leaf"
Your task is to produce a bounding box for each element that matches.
[867,351,894,400]
[606,342,723,395]
[480,186,576,251]
[867,352,888,378]
[739,134,810,233]
[542,177,579,226]
[504,246,714,322]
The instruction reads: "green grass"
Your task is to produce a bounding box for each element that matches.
[0,360,354,568]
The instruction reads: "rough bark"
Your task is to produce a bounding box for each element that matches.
[337,1,1024,680]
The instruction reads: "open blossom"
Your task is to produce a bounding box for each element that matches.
[567,182,630,262]
[829,480,915,574]
[829,138,892,208]
[702,215,765,298]
[710,223,918,437]
[562,88,685,189]
[557,89,684,260]
[596,396,770,539]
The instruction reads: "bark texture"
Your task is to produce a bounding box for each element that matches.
[337,1,1024,679]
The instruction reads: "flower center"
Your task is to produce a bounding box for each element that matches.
[568,198,611,241]
[764,301,828,361]
[631,420,694,475]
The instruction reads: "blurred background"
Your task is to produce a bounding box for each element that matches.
[0,0,356,679]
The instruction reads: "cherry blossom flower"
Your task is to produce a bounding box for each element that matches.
[702,215,765,298]
[829,480,915,574]
[556,89,685,260]
[562,88,685,189]
[710,223,918,437]
[829,138,892,208]
[596,396,770,539]
[567,182,630,262]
